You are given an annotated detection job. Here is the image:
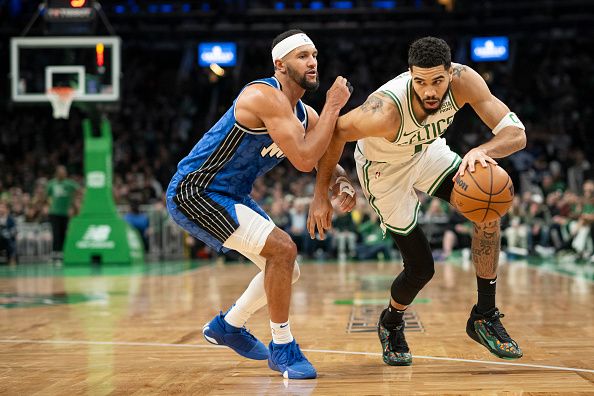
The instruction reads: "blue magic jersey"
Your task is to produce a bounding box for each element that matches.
[174,76,307,196]
[166,76,308,251]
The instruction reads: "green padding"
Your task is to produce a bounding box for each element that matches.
[63,118,144,265]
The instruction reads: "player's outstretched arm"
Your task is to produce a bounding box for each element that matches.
[307,93,397,239]
[455,65,527,176]
[239,77,351,172]
[304,105,356,214]
[314,93,397,193]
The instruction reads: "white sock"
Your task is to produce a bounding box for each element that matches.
[224,271,267,328]
[223,258,300,329]
[224,304,250,328]
[271,320,294,344]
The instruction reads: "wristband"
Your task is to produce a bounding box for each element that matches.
[334,176,355,197]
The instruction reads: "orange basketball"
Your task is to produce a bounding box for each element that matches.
[451,163,514,223]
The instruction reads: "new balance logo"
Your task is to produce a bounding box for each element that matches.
[76,225,115,249]
[261,143,285,158]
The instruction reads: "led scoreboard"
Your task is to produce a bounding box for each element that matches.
[44,0,96,22]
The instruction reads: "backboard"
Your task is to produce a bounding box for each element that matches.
[10,36,121,103]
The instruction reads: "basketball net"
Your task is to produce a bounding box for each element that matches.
[47,87,75,119]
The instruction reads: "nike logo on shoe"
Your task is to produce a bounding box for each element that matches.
[489,280,497,284]
[280,324,288,328]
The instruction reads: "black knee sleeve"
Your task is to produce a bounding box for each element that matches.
[389,226,435,306]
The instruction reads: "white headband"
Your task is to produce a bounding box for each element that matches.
[271,33,316,63]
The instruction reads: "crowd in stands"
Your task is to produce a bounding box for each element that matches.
[1,33,593,264]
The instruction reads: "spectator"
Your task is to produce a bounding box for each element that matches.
[0,201,17,265]
[123,199,150,251]
[355,210,393,261]
[570,180,594,259]
[567,149,592,194]
[332,207,357,260]
[45,165,79,262]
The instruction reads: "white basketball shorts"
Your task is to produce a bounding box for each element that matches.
[355,138,461,236]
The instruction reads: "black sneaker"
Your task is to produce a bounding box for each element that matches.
[466,305,523,359]
[377,309,413,366]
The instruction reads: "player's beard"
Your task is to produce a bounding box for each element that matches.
[287,65,319,92]
[413,83,450,115]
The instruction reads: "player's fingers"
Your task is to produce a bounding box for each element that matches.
[325,212,333,230]
[342,195,352,211]
[487,156,498,165]
[346,81,353,94]
[452,169,460,182]
[458,160,467,177]
[342,196,356,212]
[479,156,488,168]
[315,216,326,240]
[307,215,315,239]
[468,158,476,173]
[317,221,326,240]
[322,210,331,230]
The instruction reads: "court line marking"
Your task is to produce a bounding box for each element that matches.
[1,339,593,374]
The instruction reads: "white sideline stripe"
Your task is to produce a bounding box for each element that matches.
[1,339,593,374]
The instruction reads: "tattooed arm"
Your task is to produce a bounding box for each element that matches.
[307,93,399,238]
[315,92,398,192]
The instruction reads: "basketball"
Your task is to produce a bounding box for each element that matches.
[451,163,514,223]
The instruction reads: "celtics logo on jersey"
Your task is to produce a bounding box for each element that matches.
[400,115,455,146]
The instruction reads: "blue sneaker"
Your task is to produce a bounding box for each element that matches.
[268,340,317,379]
[202,312,269,360]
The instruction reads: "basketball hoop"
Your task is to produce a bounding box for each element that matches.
[47,87,75,119]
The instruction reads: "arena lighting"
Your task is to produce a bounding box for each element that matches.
[372,0,396,9]
[437,0,454,12]
[209,63,225,77]
[331,1,353,9]
[45,0,95,22]
[160,3,173,13]
[198,43,237,67]
[96,42,104,67]
[471,36,509,62]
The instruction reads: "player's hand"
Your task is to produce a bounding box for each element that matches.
[307,192,333,240]
[326,76,353,111]
[330,176,356,213]
[454,147,497,179]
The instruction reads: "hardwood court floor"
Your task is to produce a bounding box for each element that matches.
[1,257,593,395]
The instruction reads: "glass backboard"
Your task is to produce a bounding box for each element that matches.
[10,36,121,103]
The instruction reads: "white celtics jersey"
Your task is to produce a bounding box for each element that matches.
[357,71,461,163]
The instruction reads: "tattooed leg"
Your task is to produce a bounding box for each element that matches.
[471,219,501,279]
[466,218,522,359]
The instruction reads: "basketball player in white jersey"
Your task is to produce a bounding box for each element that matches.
[307,37,526,365]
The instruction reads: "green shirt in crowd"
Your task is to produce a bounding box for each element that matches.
[46,178,79,216]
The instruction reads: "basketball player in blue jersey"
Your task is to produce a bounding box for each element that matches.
[166,29,354,379]
[308,37,527,366]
